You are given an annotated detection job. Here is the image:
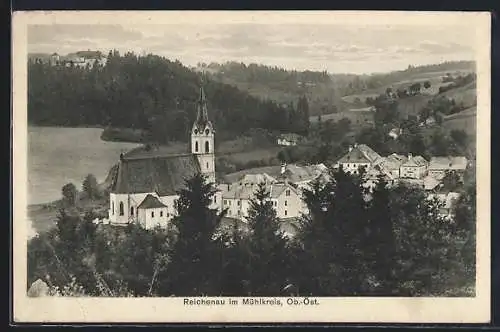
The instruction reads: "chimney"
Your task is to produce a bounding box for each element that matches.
[408,153,412,160]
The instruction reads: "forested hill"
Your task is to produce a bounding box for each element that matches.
[28,51,309,143]
[197,60,475,116]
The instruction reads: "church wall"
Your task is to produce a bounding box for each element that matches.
[109,193,131,225]
[140,206,169,230]
[196,154,216,183]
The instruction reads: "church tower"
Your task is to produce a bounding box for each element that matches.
[191,83,216,183]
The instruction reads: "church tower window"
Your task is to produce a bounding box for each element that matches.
[205,129,210,135]
[195,141,199,152]
[119,202,124,216]
[205,141,210,153]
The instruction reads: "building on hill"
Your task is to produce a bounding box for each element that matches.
[220,182,306,220]
[61,50,107,69]
[277,133,303,146]
[399,154,428,179]
[49,53,60,66]
[277,163,329,190]
[428,156,468,180]
[377,153,408,178]
[235,173,277,186]
[334,143,383,174]
[108,84,220,229]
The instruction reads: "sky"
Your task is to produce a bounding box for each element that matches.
[27,21,477,75]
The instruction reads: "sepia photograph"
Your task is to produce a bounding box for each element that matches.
[12,11,490,323]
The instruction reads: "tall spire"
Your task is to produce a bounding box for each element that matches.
[194,74,210,129]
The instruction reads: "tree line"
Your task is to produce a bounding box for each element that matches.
[28,169,475,297]
[28,51,310,143]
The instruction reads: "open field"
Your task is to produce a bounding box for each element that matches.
[442,107,477,136]
[219,147,282,164]
[340,69,475,107]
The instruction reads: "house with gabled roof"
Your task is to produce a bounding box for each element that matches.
[220,182,305,220]
[428,156,468,180]
[377,153,408,178]
[334,143,383,175]
[400,153,428,179]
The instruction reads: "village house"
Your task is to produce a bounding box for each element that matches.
[49,52,60,66]
[277,163,329,190]
[334,143,383,175]
[108,85,219,229]
[377,153,407,178]
[388,127,403,140]
[277,133,303,146]
[62,50,107,69]
[220,182,306,220]
[428,156,468,180]
[399,153,428,179]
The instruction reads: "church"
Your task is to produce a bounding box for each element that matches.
[108,85,222,229]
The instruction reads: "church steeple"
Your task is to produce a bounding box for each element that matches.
[195,85,209,128]
[191,76,216,183]
[193,76,212,132]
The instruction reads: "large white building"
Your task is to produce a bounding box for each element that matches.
[108,85,219,229]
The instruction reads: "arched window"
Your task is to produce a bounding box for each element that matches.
[130,206,134,216]
[206,162,209,170]
[205,141,210,153]
[195,141,199,152]
[112,202,114,215]
[119,202,124,216]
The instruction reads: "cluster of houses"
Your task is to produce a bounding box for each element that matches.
[36,50,108,69]
[334,143,468,218]
[103,85,469,232]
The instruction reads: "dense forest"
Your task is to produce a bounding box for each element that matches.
[28,51,310,143]
[28,168,476,297]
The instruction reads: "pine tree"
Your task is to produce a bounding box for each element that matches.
[244,182,290,295]
[82,173,100,200]
[293,177,336,295]
[325,167,369,295]
[365,175,397,295]
[61,183,77,206]
[157,173,225,296]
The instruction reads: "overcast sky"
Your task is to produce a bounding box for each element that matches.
[27,23,476,74]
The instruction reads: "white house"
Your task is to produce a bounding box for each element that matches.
[377,153,408,178]
[108,84,219,229]
[428,156,468,180]
[335,143,383,175]
[277,133,303,146]
[388,128,402,140]
[220,182,306,220]
[399,154,428,179]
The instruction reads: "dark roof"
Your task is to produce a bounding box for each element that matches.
[76,50,103,59]
[137,194,167,209]
[111,154,201,196]
[337,144,382,164]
